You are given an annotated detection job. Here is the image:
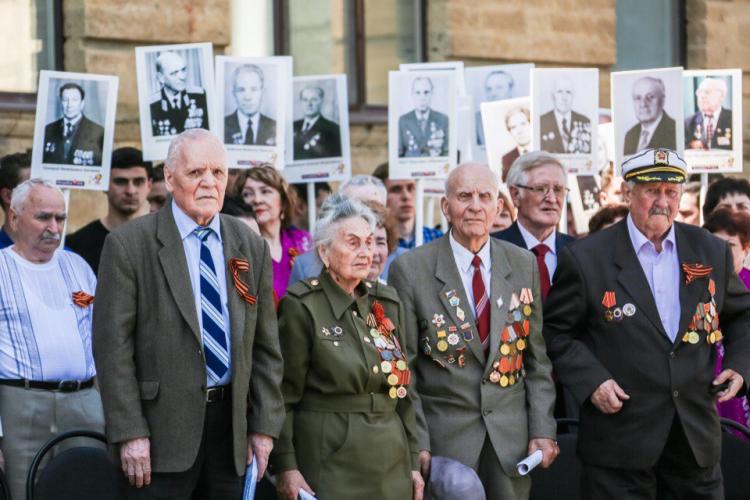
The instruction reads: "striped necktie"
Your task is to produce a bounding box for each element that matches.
[472,255,490,354]
[194,227,229,384]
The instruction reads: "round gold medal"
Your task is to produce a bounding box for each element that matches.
[500,344,510,355]
[396,360,407,371]
[709,332,716,344]
[387,374,399,385]
[523,305,532,317]
[499,375,509,387]
[509,374,516,385]
[516,338,526,351]
[437,340,449,352]
[604,310,614,322]
[688,331,700,344]
[389,387,398,399]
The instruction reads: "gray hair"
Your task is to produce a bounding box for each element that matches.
[232,64,264,89]
[634,76,666,98]
[339,175,386,200]
[314,196,376,249]
[165,129,224,171]
[506,151,566,189]
[10,178,64,213]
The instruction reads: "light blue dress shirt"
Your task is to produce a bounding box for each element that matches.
[626,214,681,342]
[172,201,232,386]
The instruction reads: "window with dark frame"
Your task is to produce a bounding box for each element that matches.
[275,0,425,124]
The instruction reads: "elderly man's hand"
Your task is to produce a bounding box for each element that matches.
[528,438,559,468]
[591,379,630,414]
[411,470,425,500]
[247,433,273,480]
[714,369,745,403]
[276,469,315,500]
[120,437,151,488]
[418,450,432,479]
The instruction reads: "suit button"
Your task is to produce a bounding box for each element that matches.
[673,390,679,398]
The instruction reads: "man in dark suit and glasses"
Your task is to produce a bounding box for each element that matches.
[224,64,277,147]
[544,148,750,499]
[42,82,104,166]
[623,77,677,155]
[293,85,341,160]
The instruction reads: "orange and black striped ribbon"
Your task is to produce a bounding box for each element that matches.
[682,263,713,285]
[72,291,94,307]
[228,258,257,305]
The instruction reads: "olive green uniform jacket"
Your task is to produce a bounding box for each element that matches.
[271,271,419,499]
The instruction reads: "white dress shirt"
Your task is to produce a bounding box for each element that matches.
[517,220,557,284]
[449,230,492,308]
[172,201,232,385]
[301,115,320,132]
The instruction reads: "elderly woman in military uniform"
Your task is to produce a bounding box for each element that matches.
[272,198,424,500]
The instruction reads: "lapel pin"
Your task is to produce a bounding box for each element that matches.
[622,303,636,317]
[496,297,503,309]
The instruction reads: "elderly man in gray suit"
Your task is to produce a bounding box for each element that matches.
[390,163,558,498]
[93,129,285,498]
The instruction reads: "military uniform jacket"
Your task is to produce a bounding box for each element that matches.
[389,235,556,476]
[398,109,450,158]
[92,207,285,475]
[292,115,342,160]
[224,111,277,146]
[685,108,733,150]
[42,116,104,166]
[150,87,210,137]
[543,220,750,469]
[539,110,592,154]
[271,271,418,499]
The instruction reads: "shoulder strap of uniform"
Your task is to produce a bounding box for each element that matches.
[286,277,322,298]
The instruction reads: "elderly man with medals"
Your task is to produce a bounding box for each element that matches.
[544,148,750,499]
[390,163,558,499]
[272,197,424,500]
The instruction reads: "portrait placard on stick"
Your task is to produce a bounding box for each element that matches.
[31,70,118,191]
[480,96,531,182]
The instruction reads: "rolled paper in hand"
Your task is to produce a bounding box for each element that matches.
[242,457,258,499]
[298,490,317,500]
[516,449,543,476]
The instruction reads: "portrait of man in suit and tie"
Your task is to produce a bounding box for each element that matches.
[501,107,532,181]
[293,85,342,160]
[224,64,277,147]
[475,71,514,146]
[539,77,591,154]
[685,77,733,151]
[42,82,104,166]
[623,76,676,155]
[398,76,450,158]
[149,50,210,137]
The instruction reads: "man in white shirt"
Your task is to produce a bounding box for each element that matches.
[623,76,677,155]
[0,178,104,500]
[224,64,277,146]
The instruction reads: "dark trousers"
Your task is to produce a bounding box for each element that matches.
[581,416,723,500]
[123,398,243,499]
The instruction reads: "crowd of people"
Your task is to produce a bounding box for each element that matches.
[0,131,749,500]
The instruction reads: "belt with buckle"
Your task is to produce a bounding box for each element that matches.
[205,385,230,403]
[0,378,94,392]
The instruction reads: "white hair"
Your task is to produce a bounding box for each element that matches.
[314,196,376,249]
[10,178,64,213]
[506,151,566,191]
[339,175,387,201]
[697,77,727,97]
[164,129,224,172]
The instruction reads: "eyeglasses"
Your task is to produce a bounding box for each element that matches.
[514,184,570,198]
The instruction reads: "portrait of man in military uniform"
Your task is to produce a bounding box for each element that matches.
[539,77,592,154]
[685,77,733,151]
[149,50,210,137]
[292,85,342,160]
[42,82,104,166]
[398,77,450,158]
[224,64,276,146]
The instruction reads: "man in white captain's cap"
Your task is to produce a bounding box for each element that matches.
[544,148,750,498]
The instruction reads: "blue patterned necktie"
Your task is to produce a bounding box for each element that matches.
[194,227,229,384]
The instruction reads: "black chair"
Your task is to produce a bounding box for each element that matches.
[529,418,580,500]
[720,418,750,500]
[26,429,118,500]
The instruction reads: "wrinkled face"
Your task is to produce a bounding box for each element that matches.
[385,180,416,223]
[61,88,84,120]
[320,217,373,283]
[715,192,750,216]
[485,73,513,101]
[712,230,747,274]
[368,225,389,280]
[10,185,66,260]
[108,167,151,216]
[442,167,499,243]
[507,110,531,147]
[624,182,681,238]
[512,164,566,230]
[552,79,574,114]
[632,78,664,124]
[301,88,323,118]
[164,137,228,225]
[696,82,724,115]
[411,79,432,113]
[675,191,700,225]
[148,180,168,213]
[158,52,187,93]
[233,71,263,116]
[242,178,283,229]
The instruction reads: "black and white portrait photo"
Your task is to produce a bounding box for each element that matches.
[136,42,216,160]
[612,67,684,168]
[682,69,742,173]
[480,97,531,182]
[216,56,288,168]
[287,74,351,183]
[31,71,118,190]
[398,76,449,158]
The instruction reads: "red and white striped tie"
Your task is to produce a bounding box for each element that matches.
[472,255,490,354]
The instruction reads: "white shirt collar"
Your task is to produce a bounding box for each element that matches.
[171,199,222,243]
[640,111,664,135]
[516,220,557,255]
[555,110,572,127]
[64,115,82,128]
[626,213,675,254]
[303,115,320,128]
[449,230,491,274]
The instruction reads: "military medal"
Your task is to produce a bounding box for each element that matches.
[387,374,399,385]
[381,361,392,373]
[447,333,460,346]
[613,308,623,321]
[499,375,509,387]
[500,344,510,355]
[496,297,503,309]
[622,303,636,317]
[519,288,533,304]
[396,360,407,371]
[396,386,407,399]
[456,307,466,321]
[389,387,398,399]
[602,291,616,321]
[516,338,526,351]
[688,331,700,344]
[321,327,330,336]
[432,314,446,328]
[489,371,500,383]
[449,296,460,307]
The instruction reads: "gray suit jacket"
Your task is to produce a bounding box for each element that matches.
[92,206,285,475]
[389,235,556,475]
